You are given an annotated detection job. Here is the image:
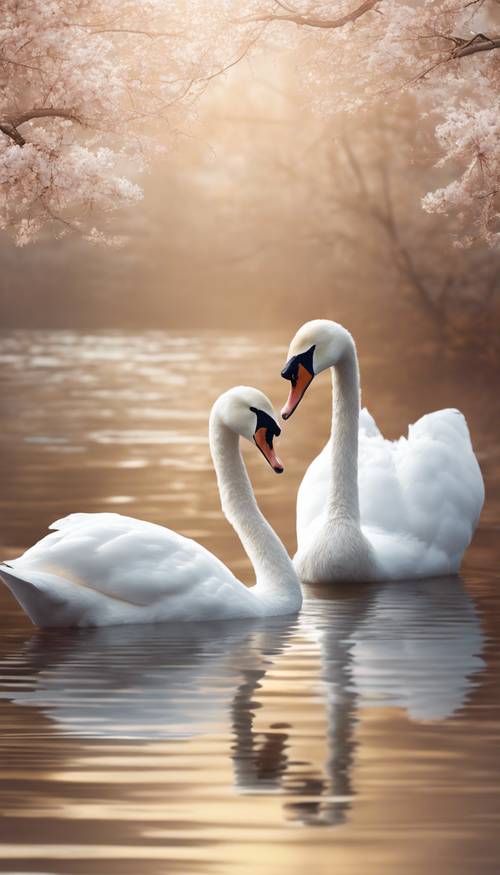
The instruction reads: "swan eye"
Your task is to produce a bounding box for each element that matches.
[281,345,315,384]
[281,357,299,384]
[249,407,280,440]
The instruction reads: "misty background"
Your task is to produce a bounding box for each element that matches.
[1,50,498,367]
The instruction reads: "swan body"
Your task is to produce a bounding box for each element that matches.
[0,387,302,626]
[281,320,484,583]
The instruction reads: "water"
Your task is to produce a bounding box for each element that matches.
[0,330,498,874]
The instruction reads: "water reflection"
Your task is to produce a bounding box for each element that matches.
[0,578,483,833]
[288,576,485,826]
[312,576,485,720]
[0,329,497,874]
[0,616,297,741]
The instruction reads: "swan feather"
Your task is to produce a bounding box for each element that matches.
[298,407,484,580]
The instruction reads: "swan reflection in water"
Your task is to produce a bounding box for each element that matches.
[287,575,485,825]
[0,615,297,740]
[0,577,485,827]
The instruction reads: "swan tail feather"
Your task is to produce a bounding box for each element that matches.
[0,564,95,628]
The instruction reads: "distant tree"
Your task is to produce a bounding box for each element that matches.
[264,104,500,358]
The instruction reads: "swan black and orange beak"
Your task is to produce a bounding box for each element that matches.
[251,407,284,473]
[281,345,315,420]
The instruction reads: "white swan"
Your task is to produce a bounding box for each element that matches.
[281,320,484,583]
[0,387,302,626]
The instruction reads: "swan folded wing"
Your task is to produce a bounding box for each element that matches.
[363,527,450,580]
[180,575,260,621]
[396,409,484,560]
[9,513,239,608]
[49,512,101,532]
[298,407,483,576]
[358,409,483,547]
[359,407,381,437]
[358,424,408,533]
[298,408,407,542]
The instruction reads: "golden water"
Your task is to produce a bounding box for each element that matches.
[0,330,498,874]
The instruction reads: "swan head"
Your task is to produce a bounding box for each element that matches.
[213,387,284,473]
[281,320,353,419]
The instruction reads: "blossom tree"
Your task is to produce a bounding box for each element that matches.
[0,0,261,244]
[1,0,498,246]
[238,0,500,245]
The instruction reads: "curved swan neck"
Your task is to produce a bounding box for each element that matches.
[328,339,361,523]
[209,412,300,607]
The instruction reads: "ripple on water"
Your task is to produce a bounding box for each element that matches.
[0,329,498,875]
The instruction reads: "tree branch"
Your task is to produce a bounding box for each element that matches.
[70,25,184,38]
[406,32,500,85]
[355,151,446,326]
[9,108,82,127]
[240,0,379,29]
[0,123,26,146]
[450,33,500,58]
[0,108,82,147]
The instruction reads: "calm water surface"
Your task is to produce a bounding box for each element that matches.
[0,330,498,875]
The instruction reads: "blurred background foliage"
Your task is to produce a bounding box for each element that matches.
[1,51,498,364]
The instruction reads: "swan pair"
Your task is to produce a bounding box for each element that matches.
[0,320,484,628]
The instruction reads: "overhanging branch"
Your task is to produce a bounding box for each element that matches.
[407,32,500,85]
[240,0,379,29]
[0,108,82,147]
[0,123,26,146]
[10,108,82,127]
[450,33,500,58]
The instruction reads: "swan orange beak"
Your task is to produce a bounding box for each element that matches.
[254,427,284,474]
[281,363,314,420]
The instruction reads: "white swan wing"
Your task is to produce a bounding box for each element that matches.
[2,512,260,625]
[297,408,484,577]
[296,408,384,541]
[15,512,237,601]
[377,409,484,574]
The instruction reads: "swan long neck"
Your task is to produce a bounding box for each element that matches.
[209,413,300,610]
[328,340,361,524]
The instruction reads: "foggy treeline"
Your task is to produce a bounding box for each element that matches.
[1,56,498,362]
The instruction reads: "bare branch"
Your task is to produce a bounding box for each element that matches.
[9,108,82,127]
[0,122,26,146]
[197,26,268,85]
[69,24,184,38]
[239,0,379,29]
[339,136,369,199]
[407,32,500,84]
[0,108,82,147]
[450,33,500,58]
